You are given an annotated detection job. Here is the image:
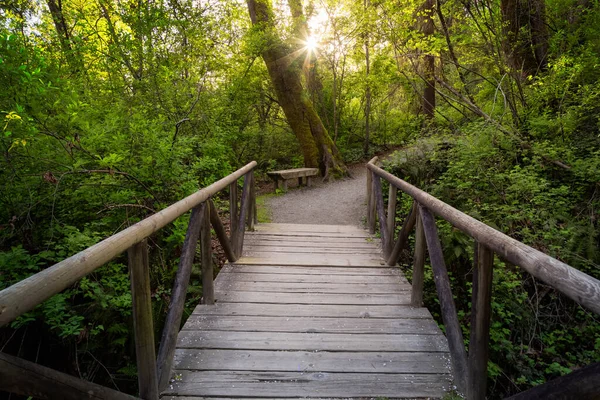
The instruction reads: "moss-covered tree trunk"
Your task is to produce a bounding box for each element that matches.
[246,0,347,177]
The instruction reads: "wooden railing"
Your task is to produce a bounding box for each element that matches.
[0,161,258,399]
[366,157,600,399]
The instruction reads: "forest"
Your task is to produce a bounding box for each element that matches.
[0,0,599,398]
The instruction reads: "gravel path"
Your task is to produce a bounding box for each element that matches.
[266,164,367,226]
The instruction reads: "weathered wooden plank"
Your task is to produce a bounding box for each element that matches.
[163,398,392,400]
[235,254,385,267]
[247,231,373,238]
[162,371,452,398]
[0,352,140,400]
[176,331,449,352]
[173,349,450,374]
[255,224,367,233]
[467,243,494,400]
[214,270,408,292]
[216,281,409,294]
[242,246,382,255]
[157,205,204,391]
[419,205,467,394]
[127,240,159,400]
[161,396,372,400]
[182,315,440,334]
[244,235,379,244]
[215,272,405,285]
[215,291,411,305]
[242,250,385,260]
[220,264,402,276]
[190,303,431,319]
[243,241,380,251]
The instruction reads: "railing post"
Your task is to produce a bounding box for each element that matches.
[411,209,425,306]
[229,180,238,254]
[209,199,237,262]
[387,201,417,266]
[367,167,373,230]
[156,205,204,391]
[233,172,252,256]
[419,205,468,394]
[368,170,376,234]
[127,239,159,400]
[467,242,494,400]
[247,170,256,231]
[253,177,258,226]
[387,184,397,245]
[373,174,389,257]
[200,202,214,305]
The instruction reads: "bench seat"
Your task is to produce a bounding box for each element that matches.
[267,168,319,191]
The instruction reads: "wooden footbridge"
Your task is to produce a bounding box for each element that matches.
[1,160,599,400]
[164,223,452,399]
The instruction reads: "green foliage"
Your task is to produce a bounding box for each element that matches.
[1,0,600,397]
[386,117,599,396]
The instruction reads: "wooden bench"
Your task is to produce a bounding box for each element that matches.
[267,168,319,191]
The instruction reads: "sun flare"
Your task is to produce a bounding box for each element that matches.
[304,35,319,52]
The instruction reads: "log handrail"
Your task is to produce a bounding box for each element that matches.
[0,161,258,399]
[0,161,256,326]
[367,160,600,314]
[366,158,600,399]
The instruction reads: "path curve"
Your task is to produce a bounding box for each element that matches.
[266,164,367,226]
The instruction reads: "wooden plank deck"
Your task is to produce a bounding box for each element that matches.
[163,223,453,399]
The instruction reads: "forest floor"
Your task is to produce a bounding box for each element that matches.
[265,163,367,226]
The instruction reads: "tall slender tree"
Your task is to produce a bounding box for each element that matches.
[420,0,436,121]
[246,0,347,177]
[363,0,372,157]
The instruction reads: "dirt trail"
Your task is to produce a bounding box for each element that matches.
[266,164,367,226]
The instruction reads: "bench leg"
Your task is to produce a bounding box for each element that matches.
[306,177,312,187]
[282,180,288,191]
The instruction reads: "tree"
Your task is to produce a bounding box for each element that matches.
[246,0,347,177]
[363,0,372,156]
[420,0,435,120]
[500,0,549,76]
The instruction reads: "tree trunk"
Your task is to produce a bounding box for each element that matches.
[246,0,347,177]
[363,0,371,157]
[46,0,71,55]
[46,0,82,72]
[421,0,435,121]
[500,0,548,76]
